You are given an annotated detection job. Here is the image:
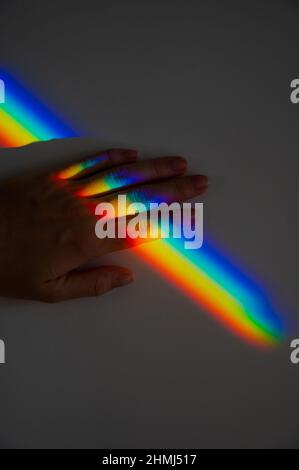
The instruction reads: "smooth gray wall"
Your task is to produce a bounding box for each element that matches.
[0,0,299,448]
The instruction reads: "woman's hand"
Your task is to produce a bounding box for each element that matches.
[0,140,208,302]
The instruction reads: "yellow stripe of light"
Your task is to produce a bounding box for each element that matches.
[136,240,277,346]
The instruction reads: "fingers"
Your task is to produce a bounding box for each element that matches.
[56,148,138,180]
[42,266,134,302]
[73,156,187,197]
[94,174,208,217]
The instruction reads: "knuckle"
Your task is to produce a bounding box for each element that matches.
[88,277,107,297]
[35,278,65,303]
[151,159,162,179]
[111,166,131,185]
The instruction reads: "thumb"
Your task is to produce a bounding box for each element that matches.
[44,266,134,302]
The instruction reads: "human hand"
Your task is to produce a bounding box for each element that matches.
[0,140,208,302]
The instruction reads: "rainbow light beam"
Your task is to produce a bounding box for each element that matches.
[77,169,143,198]
[0,70,287,348]
[0,70,76,146]
[57,154,109,180]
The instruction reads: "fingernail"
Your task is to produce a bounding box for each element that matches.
[194,175,209,191]
[124,150,139,160]
[115,273,134,287]
[171,157,187,173]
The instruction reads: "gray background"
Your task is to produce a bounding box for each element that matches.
[0,0,299,448]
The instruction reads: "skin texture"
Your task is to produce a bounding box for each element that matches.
[0,140,208,302]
